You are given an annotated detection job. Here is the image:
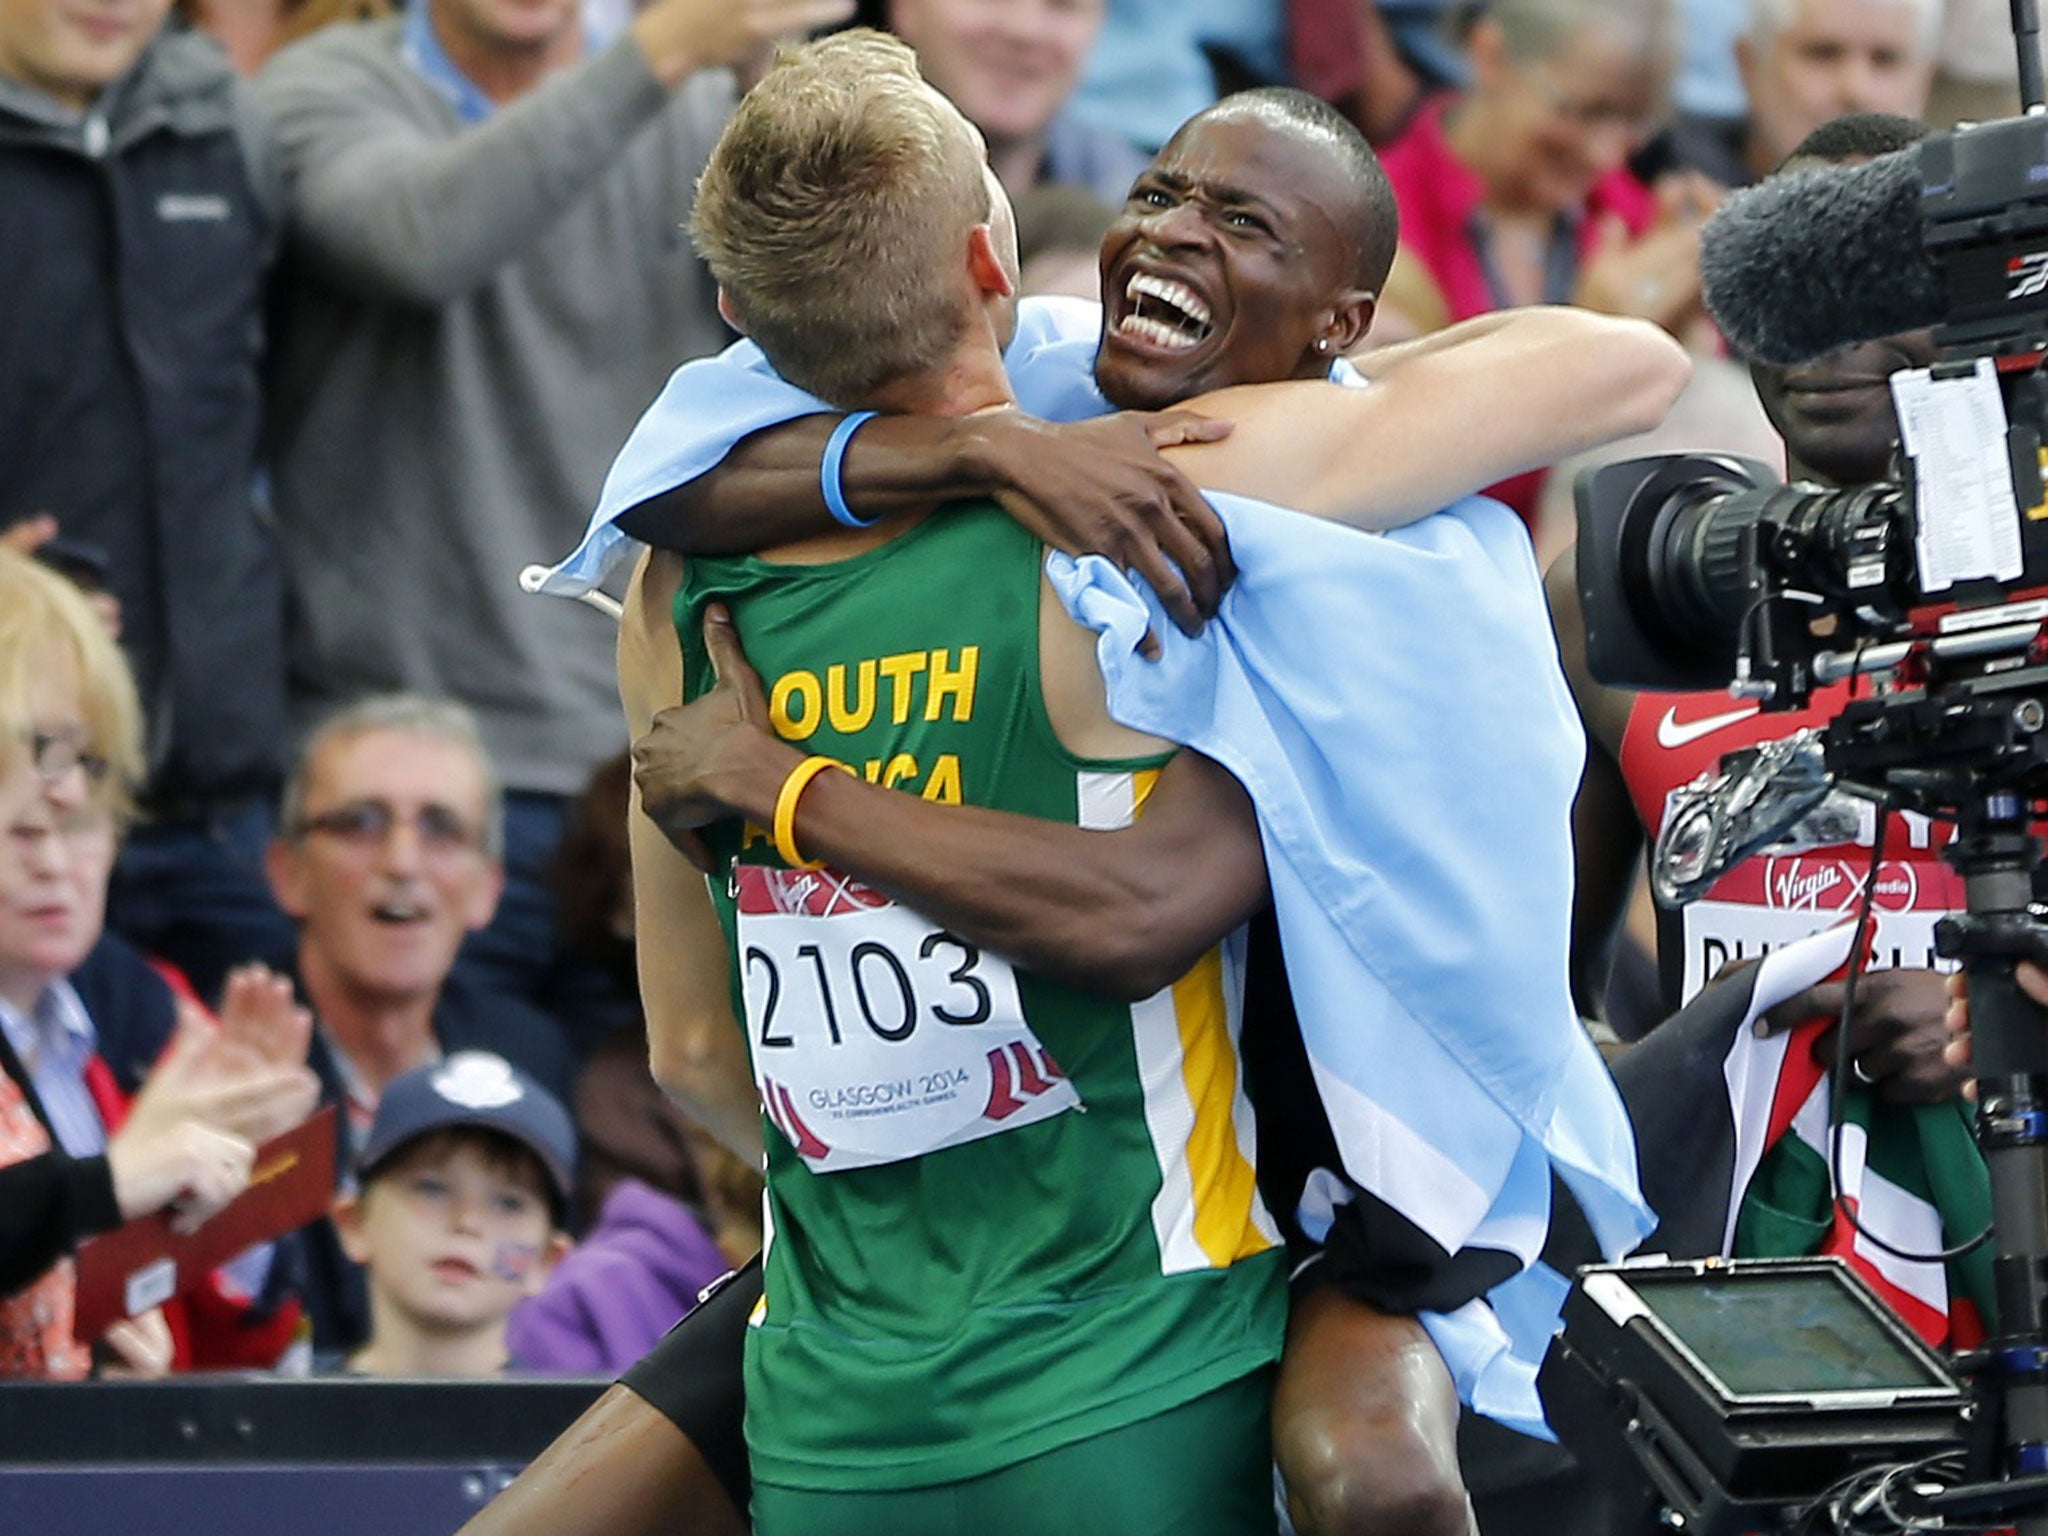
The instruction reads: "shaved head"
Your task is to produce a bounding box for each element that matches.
[1191,88,1399,294]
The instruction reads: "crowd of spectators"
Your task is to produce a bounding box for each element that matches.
[0,0,2033,1529]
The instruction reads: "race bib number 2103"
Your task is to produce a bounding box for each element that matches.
[733,865,1081,1173]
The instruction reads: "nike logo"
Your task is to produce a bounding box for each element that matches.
[1656,703,1762,750]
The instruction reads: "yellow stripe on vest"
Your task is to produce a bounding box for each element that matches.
[1091,767,1273,1272]
[1168,945,1274,1266]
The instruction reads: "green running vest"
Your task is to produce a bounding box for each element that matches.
[678,503,1284,1491]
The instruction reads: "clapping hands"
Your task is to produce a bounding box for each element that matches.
[106,966,317,1233]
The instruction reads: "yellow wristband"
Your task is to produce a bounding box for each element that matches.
[772,755,851,871]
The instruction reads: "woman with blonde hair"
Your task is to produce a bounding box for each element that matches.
[0,547,317,1378]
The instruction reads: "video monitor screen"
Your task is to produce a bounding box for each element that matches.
[1629,1269,1954,1401]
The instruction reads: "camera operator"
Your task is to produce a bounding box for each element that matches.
[1551,113,1988,1346]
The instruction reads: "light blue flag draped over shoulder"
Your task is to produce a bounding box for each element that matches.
[527,295,1653,1434]
[1046,496,1652,1437]
[526,297,1109,599]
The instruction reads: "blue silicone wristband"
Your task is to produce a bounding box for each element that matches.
[821,411,881,529]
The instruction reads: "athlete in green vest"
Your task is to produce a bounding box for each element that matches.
[618,28,1688,1536]
[683,504,1286,1528]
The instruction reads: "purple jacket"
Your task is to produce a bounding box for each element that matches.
[507,1180,733,1374]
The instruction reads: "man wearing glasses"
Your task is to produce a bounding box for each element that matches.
[262,694,575,1358]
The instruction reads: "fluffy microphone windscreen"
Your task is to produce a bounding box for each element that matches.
[1700,147,1943,364]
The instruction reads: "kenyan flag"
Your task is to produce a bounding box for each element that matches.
[1729,1014,1993,1350]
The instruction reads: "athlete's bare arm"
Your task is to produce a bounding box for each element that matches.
[1544,546,1644,1021]
[619,304,1689,562]
[453,1383,745,1536]
[618,409,1238,638]
[622,312,1679,1002]
[632,597,1271,1002]
[620,551,767,1165]
[1172,308,1688,527]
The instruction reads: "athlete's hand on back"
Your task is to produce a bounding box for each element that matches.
[633,605,799,872]
[968,409,1236,645]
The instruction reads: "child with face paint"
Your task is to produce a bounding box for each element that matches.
[332,1052,574,1377]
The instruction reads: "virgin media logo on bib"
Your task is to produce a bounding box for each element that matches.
[733,863,890,916]
[1759,857,1918,914]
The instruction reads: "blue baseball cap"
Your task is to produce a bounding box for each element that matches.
[358,1051,576,1213]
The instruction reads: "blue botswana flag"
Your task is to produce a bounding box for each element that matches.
[1048,495,1651,1437]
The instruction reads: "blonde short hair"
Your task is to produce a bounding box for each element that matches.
[0,546,143,818]
[691,29,993,407]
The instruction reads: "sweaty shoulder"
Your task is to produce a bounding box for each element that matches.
[1037,575,1172,762]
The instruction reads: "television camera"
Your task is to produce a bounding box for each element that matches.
[1562,8,2048,1532]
